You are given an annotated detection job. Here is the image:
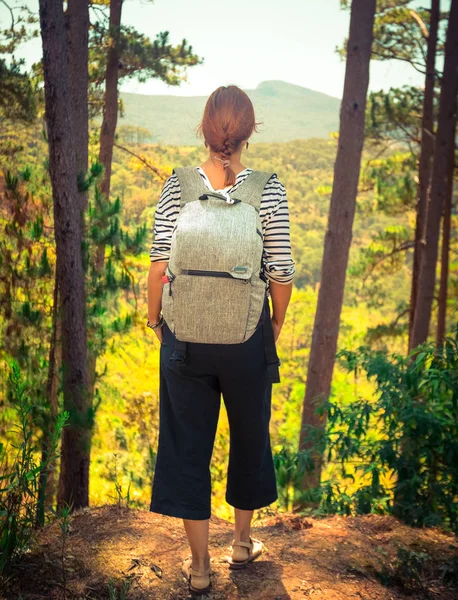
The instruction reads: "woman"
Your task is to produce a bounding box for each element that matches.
[147,85,295,594]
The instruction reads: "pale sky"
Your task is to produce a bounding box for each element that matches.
[3,0,428,99]
[119,0,425,99]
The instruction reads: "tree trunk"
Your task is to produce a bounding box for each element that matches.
[66,0,89,214]
[410,0,458,350]
[408,0,440,353]
[297,0,376,495]
[98,0,123,249]
[36,267,61,526]
[436,146,456,345]
[38,0,90,511]
[54,0,90,511]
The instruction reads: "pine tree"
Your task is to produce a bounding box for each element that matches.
[38,0,90,510]
[298,0,376,496]
[411,0,458,349]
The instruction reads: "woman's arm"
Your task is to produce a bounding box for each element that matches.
[148,174,180,343]
[270,280,293,342]
[148,261,167,342]
[261,176,296,342]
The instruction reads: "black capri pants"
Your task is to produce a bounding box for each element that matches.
[150,302,279,520]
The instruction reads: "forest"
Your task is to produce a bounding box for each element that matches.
[0,0,457,598]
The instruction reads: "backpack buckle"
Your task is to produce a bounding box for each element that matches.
[199,191,241,205]
[221,191,235,204]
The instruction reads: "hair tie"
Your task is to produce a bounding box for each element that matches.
[212,155,231,168]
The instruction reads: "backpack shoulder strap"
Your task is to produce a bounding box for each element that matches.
[232,170,277,212]
[173,166,208,208]
[173,166,276,212]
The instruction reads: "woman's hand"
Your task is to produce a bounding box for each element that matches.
[271,316,284,343]
[153,325,163,344]
[148,312,164,344]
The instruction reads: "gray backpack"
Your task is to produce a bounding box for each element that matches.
[161,166,276,344]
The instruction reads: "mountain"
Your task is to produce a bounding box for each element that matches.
[116,80,341,145]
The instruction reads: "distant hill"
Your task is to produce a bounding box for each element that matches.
[116,80,341,145]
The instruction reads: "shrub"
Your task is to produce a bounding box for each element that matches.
[320,325,458,531]
[0,361,68,574]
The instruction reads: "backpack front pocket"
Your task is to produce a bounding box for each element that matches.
[172,271,252,344]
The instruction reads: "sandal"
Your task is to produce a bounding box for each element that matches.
[181,555,211,593]
[226,536,264,569]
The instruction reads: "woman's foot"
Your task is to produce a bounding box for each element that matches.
[226,536,264,569]
[181,554,212,593]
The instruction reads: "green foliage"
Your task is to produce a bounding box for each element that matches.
[0,163,55,396]
[350,225,412,281]
[117,125,155,145]
[348,148,419,336]
[349,223,414,311]
[107,453,133,509]
[0,59,37,123]
[273,447,313,511]
[366,87,423,145]
[20,302,40,325]
[88,15,204,121]
[107,575,133,600]
[37,248,51,276]
[47,503,73,597]
[361,152,418,214]
[0,361,68,575]
[321,326,458,531]
[372,2,435,68]
[339,1,435,74]
[363,305,410,344]
[378,546,433,593]
[0,4,39,57]
[84,160,148,360]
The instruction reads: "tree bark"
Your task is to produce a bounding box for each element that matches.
[297,0,376,494]
[410,0,458,350]
[436,146,456,345]
[66,0,89,213]
[54,0,90,511]
[408,0,440,353]
[97,0,123,262]
[36,266,61,526]
[38,0,89,511]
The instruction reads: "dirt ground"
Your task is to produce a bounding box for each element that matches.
[2,504,458,600]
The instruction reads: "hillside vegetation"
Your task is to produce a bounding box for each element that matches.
[111,80,341,145]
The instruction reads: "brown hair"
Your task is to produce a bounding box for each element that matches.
[195,85,262,187]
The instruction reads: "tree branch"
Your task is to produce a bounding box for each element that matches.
[113,142,168,181]
[362,240,415,285]
[371,49,427,75]
[409,9,429,39]
[0,0,15,29]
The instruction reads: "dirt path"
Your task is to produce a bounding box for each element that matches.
[3,505,457,599]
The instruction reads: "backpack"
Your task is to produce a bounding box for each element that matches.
[161,166,276,344]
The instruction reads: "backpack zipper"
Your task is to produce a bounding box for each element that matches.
[166,267,176,296]
[183,269,249,283]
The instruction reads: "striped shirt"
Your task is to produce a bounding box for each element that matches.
[149,166,296,285]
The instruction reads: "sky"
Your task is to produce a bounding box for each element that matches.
[3,0,427,100]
